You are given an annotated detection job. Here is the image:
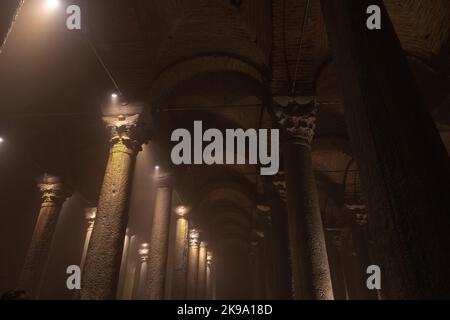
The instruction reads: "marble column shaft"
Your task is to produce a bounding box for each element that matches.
[274,103,333,299]
[196,241,208,299]
[320,0,450,298]
[171,212,189,299]
[18,176,65,298]
[80,207,96,271]
[186,229,200,299]
[81,114,144,299]
[145,174,173,300]
[206,251,213,299]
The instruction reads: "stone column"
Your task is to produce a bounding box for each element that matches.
[186,229,200,299]
[171,206,189,299]
[250,239,265,299]
[273,100,333,299]
[145,173,174,300]
[81,114,145,300]
[196,241,208,299]
[320,0,450,298]
[346,206,378,300]
[121,234,136,300]
[257,205,274,299]
[18,174,65,298]
[326,229,348,300]
[136,243,149,299]
[116,229,132,299]
[206,251,213,300]
[267,184,293,299]
[80,207,96,271]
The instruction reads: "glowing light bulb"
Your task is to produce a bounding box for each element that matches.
[155,166,160,170]
[45,0,60,10]
[111,93,118,99]
[0,137,3,144]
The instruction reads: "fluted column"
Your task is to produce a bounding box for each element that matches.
[136,243,149,299]
[273,99,333,299]
[145,173,174,300]
[171,206,189,299]
[196,241,208,299]
[320,0,450,298]
[187,229,200,299]
[206,251,213,299]
[18,174,66,298]
[81,114,146,299]
[80,207,96,271]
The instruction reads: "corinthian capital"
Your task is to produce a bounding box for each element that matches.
[138,243,149,262]
[272,171,287,202]
[189,229,200,247]
[273,96,317,145]
[207,251,213,266]
[103,105,149,152]
[36,174,65,203]
[84,207,97,226]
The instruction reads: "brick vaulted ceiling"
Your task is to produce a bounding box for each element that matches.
[1,0,449,230]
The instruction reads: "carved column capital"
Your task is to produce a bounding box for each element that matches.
[272,171,287,202]
[256,204,272,225]
[84,207,97,228]
[345,204,368,226]
[138,243,149,262]
[103,114,147,153]
[36,175,65,203]
[174,205,189,218]
[273,96,317,146]
[207,251,213,267]
[189,229,200,247]
[327,228,345,249]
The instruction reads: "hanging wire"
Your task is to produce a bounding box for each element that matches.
[82,33,124,99]
[291,0,311,96]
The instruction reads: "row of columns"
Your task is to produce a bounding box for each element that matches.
[17,0,450,299]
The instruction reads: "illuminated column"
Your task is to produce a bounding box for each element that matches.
[80,208,96,271]
[196,241,208,299]
[18,175,66,298]
[121,234,136,300]
[116,229,132,299]
[206,251,213,299]
[274,100,333,299]
[186,229,200,299]
[81,114,146,300]
[136,243,149,299]
[171,206,189,299]
[145,173,174,300]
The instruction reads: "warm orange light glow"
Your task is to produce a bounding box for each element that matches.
[175,205,189,216]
